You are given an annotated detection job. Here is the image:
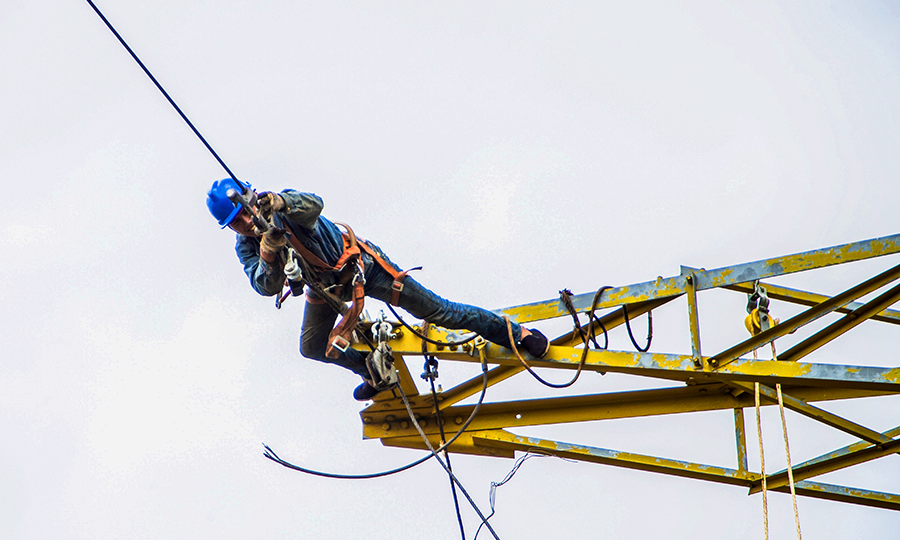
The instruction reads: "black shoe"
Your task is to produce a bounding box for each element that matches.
[353,381,381,401]
[520,329,550,358]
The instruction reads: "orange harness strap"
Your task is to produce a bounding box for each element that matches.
[286,222,418,359]
[356,242,421,306]
[324,266,365,359]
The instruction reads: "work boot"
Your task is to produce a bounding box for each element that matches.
[520,329,550,358]
[353,381,381,401]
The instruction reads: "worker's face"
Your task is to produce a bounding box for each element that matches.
[228,208,259,237]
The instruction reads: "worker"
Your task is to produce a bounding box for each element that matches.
[206,178,550,401]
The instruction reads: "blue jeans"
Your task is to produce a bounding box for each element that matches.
[299,245,522,378]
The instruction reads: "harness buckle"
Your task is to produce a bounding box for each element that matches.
[391,280,404,293]
[331,336,350,353]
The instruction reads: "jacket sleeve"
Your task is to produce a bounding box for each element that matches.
[235,235,284,297]
[278,191,324,231]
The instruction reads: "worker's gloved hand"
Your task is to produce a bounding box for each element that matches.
[258,191,286,218]
[260,226,287,254]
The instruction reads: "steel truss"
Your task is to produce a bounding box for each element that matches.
[356,233,900,511]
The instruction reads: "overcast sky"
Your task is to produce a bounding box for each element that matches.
[3,1,900,539]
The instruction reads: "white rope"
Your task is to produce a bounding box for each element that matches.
[755,382,769,540]
[776,383,803,540]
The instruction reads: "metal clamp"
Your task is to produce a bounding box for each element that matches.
[745,281,778,335]
[352,264,366,287]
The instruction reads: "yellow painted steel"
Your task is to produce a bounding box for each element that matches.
[734,408,749,472]
[686,272,703,366]
[354,233,900,512]
[778,281,900,362]
[729,381,890,445]
[472,429,761,485]
[724,281,900,325]
[750,435,900,494]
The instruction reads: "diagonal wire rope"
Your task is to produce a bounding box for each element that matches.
[396,354,501,540]
[422,341,466,540]
[84,0,240,181]
[755,382,769,540]
[776,384,803,540]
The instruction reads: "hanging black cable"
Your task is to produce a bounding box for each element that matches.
[622,305,653,352]
[560,287,611,351]
[587,312,609,350]
[387,303,478,347]
[263,346,492,480]
[508,286,611,389]
[84,0,240,182]
[397,368,501,540]
[424,356,465,540]
[262,444,432,480]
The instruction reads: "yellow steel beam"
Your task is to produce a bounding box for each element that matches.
[362,384,894,442]
[550,297,676,347]
[778,281,900,362]
[724,282,900,326]
[729,381,890,445]
[734,407,749,472]
[500,347,898,390]
[499,232,900,325]
[379,431,516,458]
[469,431,900,511]
[750,427,900,494]
[789,481,900,511]
[709,261,900,368]
[370,321,900,390]
[429,364,524,410]
[373,343,899,396]
[686,272,703,366]
[472,429,759,485]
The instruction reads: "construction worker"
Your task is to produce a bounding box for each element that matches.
[207,178,549,400]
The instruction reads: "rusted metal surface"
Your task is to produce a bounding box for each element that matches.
[469,431,900,511]
[356,233,900,512]
[777,281,900,362]
[499,232,900,324]
[750,429,900,493]
[734,408,749,472]
[708,261,900,368]
[729,381,890,444]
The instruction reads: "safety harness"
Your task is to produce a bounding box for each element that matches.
[283,222,418,359]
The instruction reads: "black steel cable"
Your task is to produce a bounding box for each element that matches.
[622,305,653,352]
[386,303,478,347]
[507,286,611,389]
[262,443,431,480]
[587,312,609,350]
[560,287,611,350]
[397,367,501,540]
[84,0,240,181]
[263,347,491,480]
[424,356,466,540]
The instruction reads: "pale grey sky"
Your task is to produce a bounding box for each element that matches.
[2,1,900,539]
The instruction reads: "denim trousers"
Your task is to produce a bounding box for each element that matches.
[299,247,522,378]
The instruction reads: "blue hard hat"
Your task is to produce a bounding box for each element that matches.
[207,178,252,228]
